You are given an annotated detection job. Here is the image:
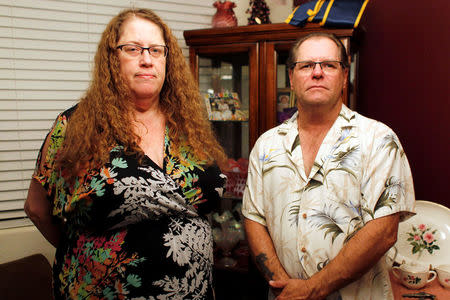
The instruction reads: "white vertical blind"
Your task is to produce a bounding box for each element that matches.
[0,0,215,228]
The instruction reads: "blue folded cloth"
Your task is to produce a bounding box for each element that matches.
[285,0,370,28]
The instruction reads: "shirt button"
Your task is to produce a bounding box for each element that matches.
[302,213,307,219]
[301,247,307,253]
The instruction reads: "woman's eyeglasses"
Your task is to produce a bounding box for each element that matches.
[116,44,169,59]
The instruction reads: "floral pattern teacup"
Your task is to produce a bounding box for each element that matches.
[392,263,437,289]
[435,264,450,289]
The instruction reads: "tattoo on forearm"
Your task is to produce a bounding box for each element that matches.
[255,253,274,280]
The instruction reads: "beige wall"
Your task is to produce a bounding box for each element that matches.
[0,225,55,264]
[232,0,294,26]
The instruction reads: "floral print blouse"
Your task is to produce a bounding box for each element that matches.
[33,106,226,300]
[242,105,415,300]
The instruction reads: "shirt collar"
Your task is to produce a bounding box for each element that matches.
[277,111,299,135]
[336,104,357,127]
[277,111,300,155]
[277,104,356,139]
[277,104,356,163]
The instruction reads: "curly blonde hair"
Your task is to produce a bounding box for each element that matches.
[57,8,226,178]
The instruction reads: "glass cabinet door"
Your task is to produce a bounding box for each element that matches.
[194,45,257,203]
[194,46,256,274]
[275,45,297,125]
[198,54,250,161]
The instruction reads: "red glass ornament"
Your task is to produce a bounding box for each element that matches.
[212,1,238,28]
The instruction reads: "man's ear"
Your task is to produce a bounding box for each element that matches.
[343,68,349,87]
[288,69,294,90]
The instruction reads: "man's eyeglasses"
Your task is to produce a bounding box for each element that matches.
[291,61,343,75]
[116,44,169,59]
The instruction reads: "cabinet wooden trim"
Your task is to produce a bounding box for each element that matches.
[184,23,355,47]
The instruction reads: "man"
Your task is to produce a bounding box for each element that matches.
[242,33,415,300]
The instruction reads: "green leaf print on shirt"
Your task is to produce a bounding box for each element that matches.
[262,163,297,176]
[379,134,405,157]
[343,225,363,243]
[126,274,142,288]
[48,116,68,162]
[291,134,300,154]
[324,145,359,182]
[317,258,330,271]
[59,231,145,299]
[339,112,356,123]
[90,177,105,197]
[309,204,347,243]
[374,176,404,214]
[111,157,128,169]
[287,178,325,225]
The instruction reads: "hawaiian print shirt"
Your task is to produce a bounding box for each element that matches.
[242,105,415,300]
[33,106,226,300]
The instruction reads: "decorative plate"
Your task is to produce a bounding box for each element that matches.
[388,200,450,268]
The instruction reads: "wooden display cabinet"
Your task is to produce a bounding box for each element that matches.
[184,23,361,300]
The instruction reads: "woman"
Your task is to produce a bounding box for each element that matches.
[24,8,227,299]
